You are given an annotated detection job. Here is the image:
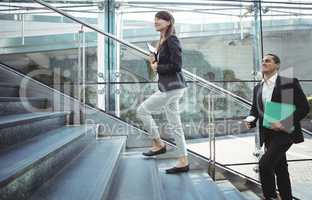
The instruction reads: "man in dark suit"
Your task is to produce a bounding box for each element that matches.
[245,54,310,200]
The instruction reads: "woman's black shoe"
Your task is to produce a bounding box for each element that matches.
[142,146,166,156]
[165,165,190,174]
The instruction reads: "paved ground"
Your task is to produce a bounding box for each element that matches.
[187,133,312,199]
[187,133,312,164]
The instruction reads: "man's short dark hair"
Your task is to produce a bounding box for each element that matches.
[266,53,280,65]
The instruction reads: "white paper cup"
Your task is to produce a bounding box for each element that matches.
[244,116,256,123]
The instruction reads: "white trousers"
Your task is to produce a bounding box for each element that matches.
[137,88,187,156]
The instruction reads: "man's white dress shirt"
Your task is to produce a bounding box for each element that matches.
[262,73,278,104]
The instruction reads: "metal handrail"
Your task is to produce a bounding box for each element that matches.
[125,0,312,6]
[28,0,312,137]
[33,0,149,56]
[33,0,252,103]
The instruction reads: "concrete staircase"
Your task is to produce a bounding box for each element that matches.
[0,77,255,200]
[0,80,127,200]
[107,150,249,200]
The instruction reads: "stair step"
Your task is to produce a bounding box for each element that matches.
[189,171,227,200]
[0,112,67,147]
[30,136,126,200]
[241,190,261,200]
[216,180,248,200]
[159,168,226,200]
[107,151,165,200]
[0,72,9,81]
[0,97,48,116]
[0,112,66,129]
[0,83,19,97]
[0,125,94,200]
[0,97,46,102]
[155,157,227,200]
[160,170,202,200]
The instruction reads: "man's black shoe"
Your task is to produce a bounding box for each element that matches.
[142,146,166,156]
[165,165,190,174]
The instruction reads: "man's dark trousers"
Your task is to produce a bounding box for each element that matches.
[259,136,292,199]
[249,76,310,199]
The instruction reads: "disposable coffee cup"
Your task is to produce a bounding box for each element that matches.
[244,116,256,123]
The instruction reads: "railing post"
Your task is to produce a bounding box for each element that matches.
[77,25,86,124]
[104,0,117,115]
[212,95,216,180]
[251,0,263,178]
[21,14,25,45]
[81,25,86,122]
[208,94,216,180]
[208,94,212,172]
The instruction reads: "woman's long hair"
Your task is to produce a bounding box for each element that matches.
[155,11,176,49]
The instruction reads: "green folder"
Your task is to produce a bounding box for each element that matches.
[263,101,296,131]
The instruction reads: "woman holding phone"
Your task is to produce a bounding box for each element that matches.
[137,11,189,174]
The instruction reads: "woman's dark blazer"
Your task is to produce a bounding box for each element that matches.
[156,35,187,92]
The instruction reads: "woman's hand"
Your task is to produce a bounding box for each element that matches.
[148,54,156,64]
[150,62,158,72]
[149,54,157,72]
